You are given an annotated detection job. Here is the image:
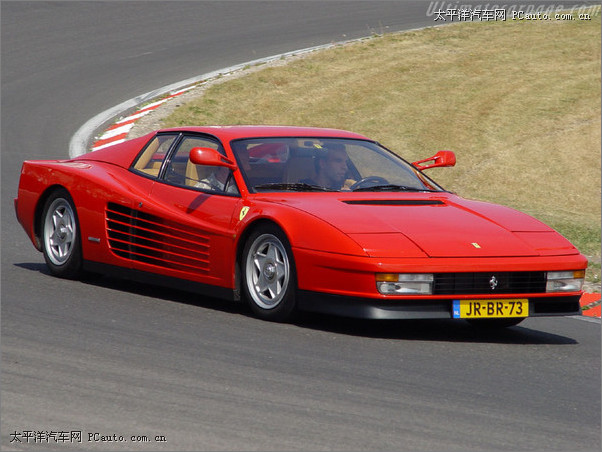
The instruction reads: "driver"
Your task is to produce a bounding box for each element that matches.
[195,151,250,195]
[195,166,239,194]
[303,144,349,190]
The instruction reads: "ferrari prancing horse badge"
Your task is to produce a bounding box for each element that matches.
[239,206,250,221]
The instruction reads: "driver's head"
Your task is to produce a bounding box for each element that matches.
[315,144,348,189]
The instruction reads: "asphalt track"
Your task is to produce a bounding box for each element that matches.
[1,2,600,451]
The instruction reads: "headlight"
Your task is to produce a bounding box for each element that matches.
[376,273,434,295]
[546,270,585,293]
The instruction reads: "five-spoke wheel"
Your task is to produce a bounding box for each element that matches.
[242,225,297,321]
[41,189,82,278]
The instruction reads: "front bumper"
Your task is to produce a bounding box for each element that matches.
[294,247,587,296]
[297,292,582,320]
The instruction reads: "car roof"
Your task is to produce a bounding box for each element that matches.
[75,126,372,169]
[157,125,371,142]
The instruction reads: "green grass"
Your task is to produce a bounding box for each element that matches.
[160,12,601,281]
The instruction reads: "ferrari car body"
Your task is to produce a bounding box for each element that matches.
[15,126,587,325]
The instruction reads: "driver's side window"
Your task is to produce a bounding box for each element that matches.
[163,136,239,195]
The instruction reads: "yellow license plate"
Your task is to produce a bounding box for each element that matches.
[452,299,528,319]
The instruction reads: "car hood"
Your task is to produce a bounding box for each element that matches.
[266,194,578,258]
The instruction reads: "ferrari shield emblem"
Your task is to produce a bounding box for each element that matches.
[239,206,250,221]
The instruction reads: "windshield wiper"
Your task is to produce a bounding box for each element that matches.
[352,184,438,192]
[254,182,336,192]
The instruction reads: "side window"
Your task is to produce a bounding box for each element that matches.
[163,136,239,195]
[131,134,177,177]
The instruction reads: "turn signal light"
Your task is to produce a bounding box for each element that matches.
[546,270,585,293]
[376,273,434,295]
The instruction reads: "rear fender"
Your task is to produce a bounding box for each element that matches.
[16,160,152,263]
[15,161,63,250]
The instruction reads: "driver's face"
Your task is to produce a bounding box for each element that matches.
[322,149,348,185]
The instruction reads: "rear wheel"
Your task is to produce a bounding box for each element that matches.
[242,225,297,321]
[41,189,82,279]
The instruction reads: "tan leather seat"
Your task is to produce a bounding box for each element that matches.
[185,161,212,187]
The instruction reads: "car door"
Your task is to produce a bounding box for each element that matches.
[131,134,242,290]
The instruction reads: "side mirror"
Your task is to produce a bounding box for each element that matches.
[189,147,237,170]
[412,150,456,170]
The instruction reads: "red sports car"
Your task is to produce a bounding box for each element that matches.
[14,126,587,326]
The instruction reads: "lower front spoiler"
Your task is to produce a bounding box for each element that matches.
[297,291,582,320]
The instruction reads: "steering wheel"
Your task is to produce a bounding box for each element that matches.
[349,176,389,191]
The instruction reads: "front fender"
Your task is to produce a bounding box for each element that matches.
[235,199,368,257]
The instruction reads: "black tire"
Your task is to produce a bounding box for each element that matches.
[241,225,297,322]
[40,189,82,279]
[466,318,525,329]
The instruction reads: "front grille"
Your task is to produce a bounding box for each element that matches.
[106,202,210,274]
[433,272,547,295]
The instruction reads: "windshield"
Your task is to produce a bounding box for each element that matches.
[230,137,445,193]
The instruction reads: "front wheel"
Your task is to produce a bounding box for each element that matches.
[242,225,297,321]
[41,189,82,279]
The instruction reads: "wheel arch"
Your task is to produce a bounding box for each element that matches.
[33,184,72,250]
[234,218,293,300]
[236,218,299,321]
[38,185,83,279]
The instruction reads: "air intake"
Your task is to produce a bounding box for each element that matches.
[343,200,444,206]
[106,202,210,274]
